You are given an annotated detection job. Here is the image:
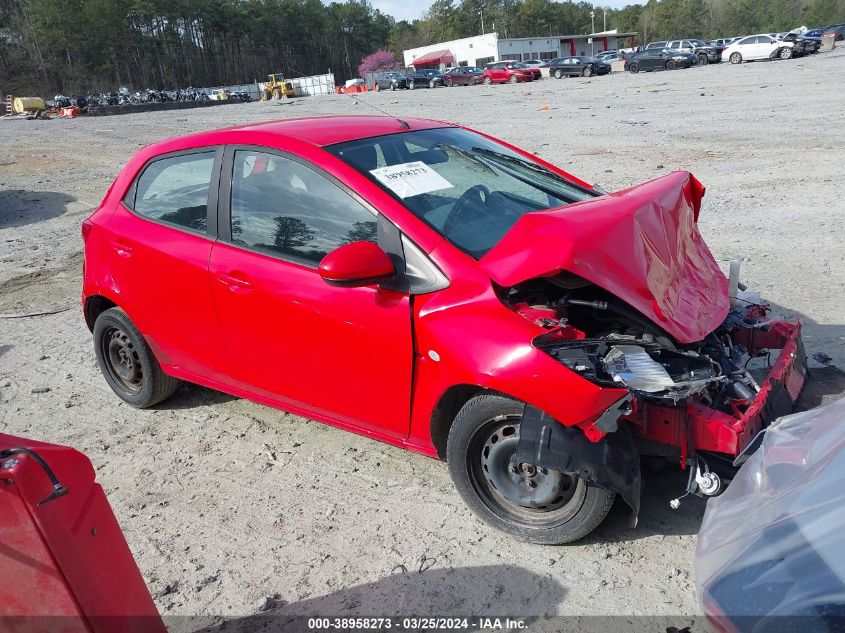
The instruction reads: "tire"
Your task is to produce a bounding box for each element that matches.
[446,395,616,544]
[429,80,436,89]
[391,82,397,91]
[272,89,281,100]
[780,47,793,59]
[445,78,453,87]
[509,74,518,84]
[583,66,593,77]
[409,80,415,90]
[374,83,381,92]
[698,54,709,65]
[554,69,563,79]
[93,307,179,408]
[483,76,492,85]
[666,59,677,70]
[469,77,477,86]
[730,52,742,64]
[628,63,639,73]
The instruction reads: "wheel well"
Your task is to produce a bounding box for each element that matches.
[84,295,117,331]
[430,384,486,460]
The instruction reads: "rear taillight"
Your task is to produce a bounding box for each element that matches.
[82,219,94,241]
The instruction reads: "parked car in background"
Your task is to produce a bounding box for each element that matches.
[709,38,736,47]
[482,61,535,84]
[509,61,542,80]
[803,28,826,38]
[594,49,618,59]
[822,24,845,40]
[780,31,821,55]
[209,88,230,101]
[595,51,624,63]
[723,34,795,63]
[407,69,444,89]
[373,71,409,91]
[624,48,696,72]
[548,56,611,78]
[520,59,545,67]
[442,66,483,86]
[646,39,723,64]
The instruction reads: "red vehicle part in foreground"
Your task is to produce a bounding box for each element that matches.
[0,434,164,633]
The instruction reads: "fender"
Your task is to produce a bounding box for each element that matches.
[515,404,642,525]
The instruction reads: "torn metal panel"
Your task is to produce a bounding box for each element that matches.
[515,404,642,524]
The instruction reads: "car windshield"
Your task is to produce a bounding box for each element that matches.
[327,127,596,258]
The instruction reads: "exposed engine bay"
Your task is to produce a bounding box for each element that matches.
[499,269,807,487]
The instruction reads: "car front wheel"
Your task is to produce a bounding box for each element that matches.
[93,307,179,408]
[583,66,593,77]
[509,74,518,83]
[447,395,616,544]
[780,47,793,59]
[554,69,563,79]
[698,54,709,65]
[730,52,742,64]
[628,63,639,73]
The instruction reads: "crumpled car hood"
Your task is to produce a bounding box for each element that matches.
[480,170,729,344]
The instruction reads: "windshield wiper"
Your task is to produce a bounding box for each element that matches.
[473,148,597,196]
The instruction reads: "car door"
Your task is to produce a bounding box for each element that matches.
[757,35,777,58]
[640,50,658,70]
[208,146,414,439]
[103,148,229,380]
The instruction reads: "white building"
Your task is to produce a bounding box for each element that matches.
[403,30,638,69]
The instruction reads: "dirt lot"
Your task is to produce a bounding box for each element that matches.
[2,49,844,629]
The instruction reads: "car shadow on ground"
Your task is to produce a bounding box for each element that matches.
[186,565,566,633]
[0,190,76,229]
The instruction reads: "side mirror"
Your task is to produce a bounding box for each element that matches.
[318,241,395,288]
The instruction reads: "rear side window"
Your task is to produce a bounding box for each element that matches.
[229,150,377,265]
[132,152,215,232]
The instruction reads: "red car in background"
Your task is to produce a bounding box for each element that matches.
[82,116,806,544]
[482,61,535,84]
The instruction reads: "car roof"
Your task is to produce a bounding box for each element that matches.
[146,116,453,152]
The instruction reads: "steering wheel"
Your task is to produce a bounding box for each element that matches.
[442,185,491,236]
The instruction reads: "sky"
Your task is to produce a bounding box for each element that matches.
[368,0,642,22]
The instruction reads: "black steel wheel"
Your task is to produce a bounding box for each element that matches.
[93,307,178,408]
[554,69,563,79]
[628,63,639,73]
[447,395,615,544]
[698,54,709,65]
[666,59,677,70]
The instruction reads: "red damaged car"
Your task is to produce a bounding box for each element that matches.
[81,116,806,543]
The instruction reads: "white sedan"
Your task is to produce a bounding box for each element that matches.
[723,34,795,63]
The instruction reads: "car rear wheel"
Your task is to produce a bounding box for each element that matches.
[445,78,453,87]
[666,59,677,70]
[730,52,742,64]
[374,83,381,91]
[93,307,179,408]
[698,54,709,65]
[628,63,639,73]
[582,66,593,77]
[509,74,518,84]
[780,47,793,59]
[409,80,415,90]
[447,395,616,544]
[430,80,437,88]
[469,77,477,86]
[554,69,563,79]
[483,76,492,85]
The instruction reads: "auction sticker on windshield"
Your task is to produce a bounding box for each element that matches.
[370,161,453,198]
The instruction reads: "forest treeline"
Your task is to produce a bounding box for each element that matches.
[2,0,844,96]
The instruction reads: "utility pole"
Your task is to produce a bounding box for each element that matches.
[603,8,607,32]
[590,10,595,55]
[480,3,485,35]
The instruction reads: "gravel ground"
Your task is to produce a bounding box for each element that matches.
[2,49,844,629]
